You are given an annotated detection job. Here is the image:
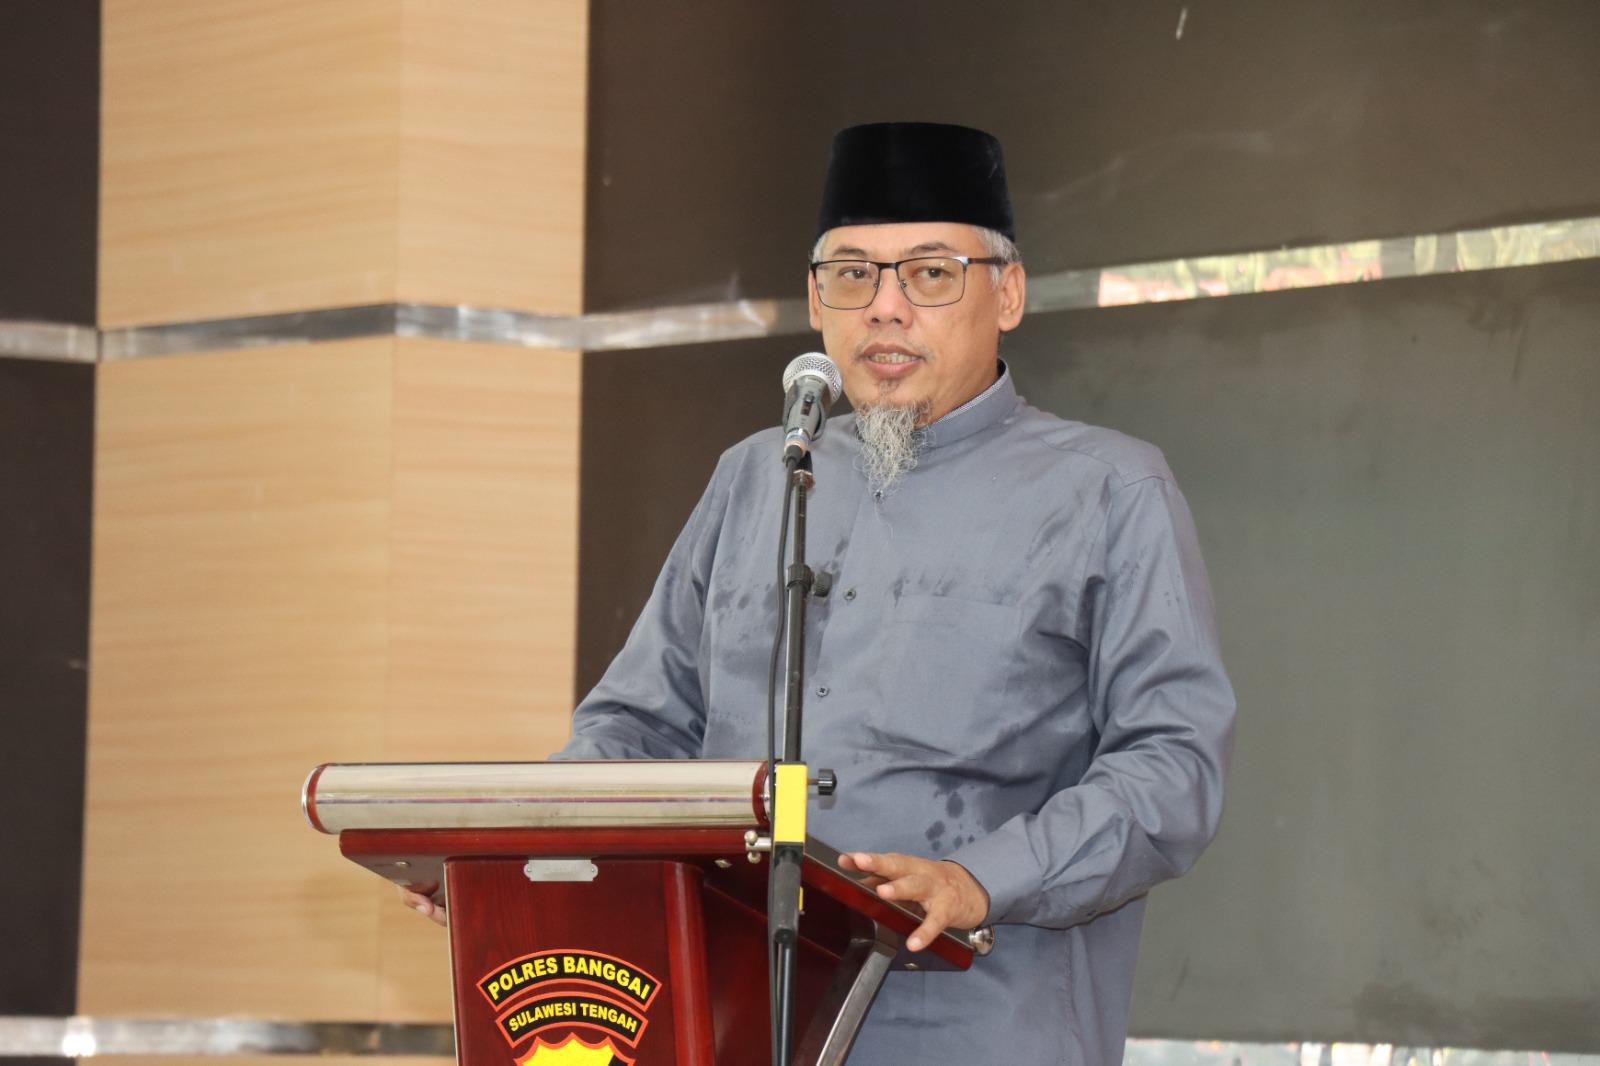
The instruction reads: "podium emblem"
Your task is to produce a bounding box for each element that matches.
[481,949,660,1065]
[518,1033,632,1066]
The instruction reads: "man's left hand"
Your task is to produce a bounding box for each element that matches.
[838,851,990,952]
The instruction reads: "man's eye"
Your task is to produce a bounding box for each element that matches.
[837,267,869,281]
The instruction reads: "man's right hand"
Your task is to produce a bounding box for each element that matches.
[398,884,447,927]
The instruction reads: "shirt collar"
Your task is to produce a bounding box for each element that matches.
[920,360,1017,450]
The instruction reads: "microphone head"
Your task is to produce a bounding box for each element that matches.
[782,352,843,403]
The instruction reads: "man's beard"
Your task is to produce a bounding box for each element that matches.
[855,399,930,497]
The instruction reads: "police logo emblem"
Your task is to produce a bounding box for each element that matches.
[481,950,660,1065]
[518,1033,631,1066]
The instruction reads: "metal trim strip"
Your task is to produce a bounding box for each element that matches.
[1050,214,1600,313]
[0,320,99,363]
[0,1017,455,1057]
[0,1018,1594,1061]
[100,304,400,360]
[1123,1040,1600,1066]
[3,214,1597,363]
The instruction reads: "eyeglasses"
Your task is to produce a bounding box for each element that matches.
[810,254,1007,310]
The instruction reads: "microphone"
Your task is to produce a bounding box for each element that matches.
[781,352,843,465]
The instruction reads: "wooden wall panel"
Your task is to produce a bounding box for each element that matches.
[83,341,395,1015]
[99,0,588,327]
[397,0,588,315]
[98,0,401,327]
[82,337,584,1019]
[377,338,581,1019]
[88,0,589,1028]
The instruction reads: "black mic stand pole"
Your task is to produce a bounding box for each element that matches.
[769,452,815,1066]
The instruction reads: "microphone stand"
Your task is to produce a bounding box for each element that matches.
[769,452,814,1066]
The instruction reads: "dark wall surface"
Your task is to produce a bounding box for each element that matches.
[0,10,99,1057]
[0,1,100,324]
[578,338,788,692]
[579,0,1600,1050]
[585,0,1600,312]
[0,360,94,1034]
[1011,259,1600,1050]
[578,261,1600,1051]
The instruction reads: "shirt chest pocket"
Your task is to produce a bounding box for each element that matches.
[866,593,1021,759]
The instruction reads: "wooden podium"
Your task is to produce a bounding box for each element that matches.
[304,760,992,1066]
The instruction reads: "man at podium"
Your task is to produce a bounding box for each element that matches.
[410,122,1236,1066]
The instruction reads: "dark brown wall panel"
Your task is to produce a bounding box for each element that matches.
[577,338,793,694]
[0,359,94,1027]
[0,1,100,324]
[585,0,1600,312]
[1009,259,1600,1051]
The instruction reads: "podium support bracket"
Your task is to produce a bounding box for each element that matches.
[795,925,899,1066]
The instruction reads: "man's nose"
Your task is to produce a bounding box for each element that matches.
[866,265,913,324]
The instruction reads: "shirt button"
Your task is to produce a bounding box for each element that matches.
[843,588,857,601]
[815,685,830,697]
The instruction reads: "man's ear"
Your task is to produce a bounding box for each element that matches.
[997,263,1026,332]
[807,269,823,331]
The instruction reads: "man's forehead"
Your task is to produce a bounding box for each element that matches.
[820,222,984,259]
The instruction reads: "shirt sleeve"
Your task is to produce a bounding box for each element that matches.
[552,456,734,760]
[948,473,1236,927]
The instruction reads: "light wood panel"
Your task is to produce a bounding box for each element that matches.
[83,338,583,1020]
[90,0,590,1022]
[397,0,588,315]
[378,338,582,1019]
[83,340,396,1016]
[99,0,402,327]
[99,0,589,327]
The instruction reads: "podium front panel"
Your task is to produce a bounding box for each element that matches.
[447,858,713,1066]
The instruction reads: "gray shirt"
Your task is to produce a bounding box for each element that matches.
[559,366,1236,1065]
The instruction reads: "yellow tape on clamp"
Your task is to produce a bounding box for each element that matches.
[773,762,808,845]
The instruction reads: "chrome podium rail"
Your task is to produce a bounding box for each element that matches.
[303,759,766,833]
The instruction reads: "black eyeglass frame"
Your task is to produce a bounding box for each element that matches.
[809,254,1009,309]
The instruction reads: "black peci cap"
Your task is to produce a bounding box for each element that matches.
[816,122,1014,241]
